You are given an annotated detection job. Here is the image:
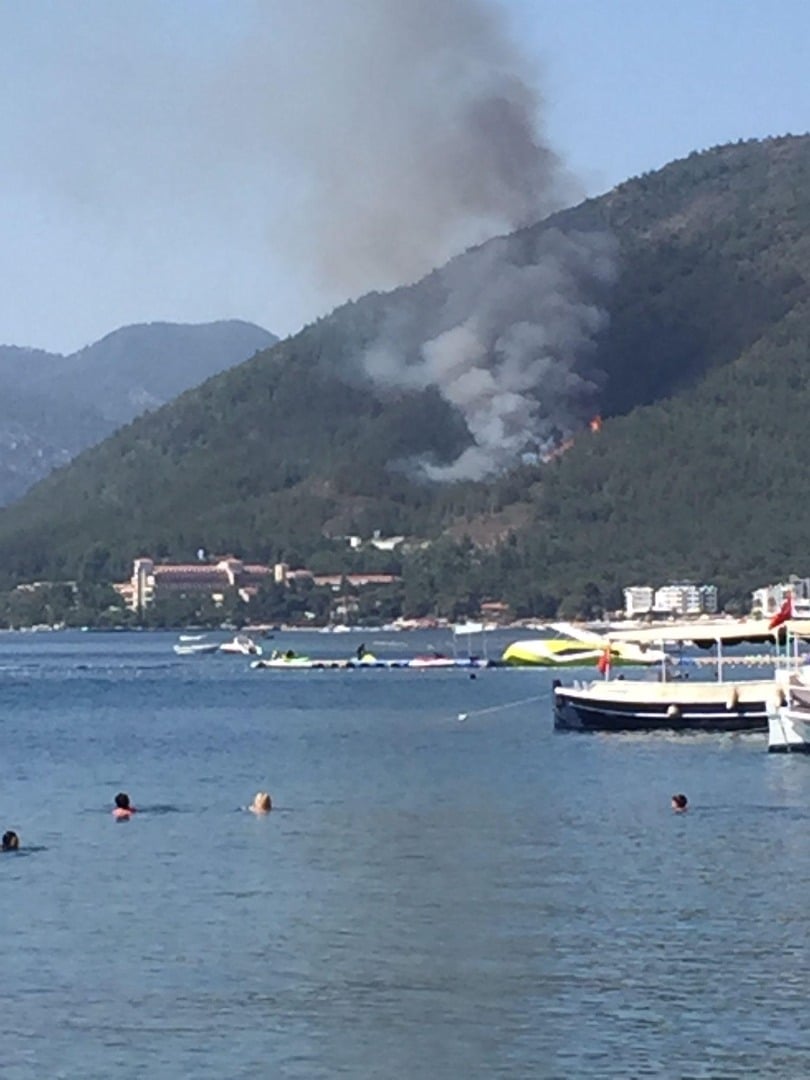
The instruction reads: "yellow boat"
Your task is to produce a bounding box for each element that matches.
[502,624,665,668]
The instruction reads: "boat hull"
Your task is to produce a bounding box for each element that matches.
[173,642,220,656]
[553,681,774,733]
[768,708,810,752]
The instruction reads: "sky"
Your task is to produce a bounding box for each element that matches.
[1,0,809,354]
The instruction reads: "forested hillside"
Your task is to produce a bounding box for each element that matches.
[1,135,810,615]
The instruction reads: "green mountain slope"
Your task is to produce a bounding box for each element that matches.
[1,135,810,607]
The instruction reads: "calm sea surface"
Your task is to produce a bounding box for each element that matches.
[1,628,809,1079]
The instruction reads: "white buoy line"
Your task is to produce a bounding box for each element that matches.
[456,693,547,722]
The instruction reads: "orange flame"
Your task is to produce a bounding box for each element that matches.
[541,438,575,463]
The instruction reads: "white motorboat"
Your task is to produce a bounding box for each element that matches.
[219,634,262,656]
[768,669,810,752]
[768,706,810,752]
[173,641,221,656]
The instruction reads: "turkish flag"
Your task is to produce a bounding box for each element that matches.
[769,595,793,629]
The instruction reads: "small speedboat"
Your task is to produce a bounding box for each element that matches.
[173,641,221,656]
[252,657,314,669]
[219,634,262,656]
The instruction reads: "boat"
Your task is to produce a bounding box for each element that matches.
[502,622,665,668]
[219,634,262,656]
[551,618,810,733]
[252,649,313,668]
[173,641,221,656]
[768,667,810,752]
[554,673,782,733]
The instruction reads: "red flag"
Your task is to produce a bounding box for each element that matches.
[769,595,793,629]
[597,645,611,674]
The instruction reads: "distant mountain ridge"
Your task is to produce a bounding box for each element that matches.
[2,136,810,611]
[0,320,276,505]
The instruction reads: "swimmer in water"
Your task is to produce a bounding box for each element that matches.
[249,791,272,814]
[113,792,136,820]
[671,793,688,813]
[2,830,19,851]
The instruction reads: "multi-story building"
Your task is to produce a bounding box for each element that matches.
[623,582,718,618]
[124,556,273,612]
[751,577,810,619]
[654,582,718,616]
[623,586,655,617]
[117,556,401,613]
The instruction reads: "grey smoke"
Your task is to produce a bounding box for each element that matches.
[366,229,617,480]
[209,0,619,481]
[209,0,573,294]
[4,0,615,472]
[222,0,617,481]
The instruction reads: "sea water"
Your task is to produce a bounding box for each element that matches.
[1,629,809,1079]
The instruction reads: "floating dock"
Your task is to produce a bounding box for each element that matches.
[251,656,496,671]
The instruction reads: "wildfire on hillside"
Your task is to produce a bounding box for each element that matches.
[540,438,575,463]
[539,414,603,463]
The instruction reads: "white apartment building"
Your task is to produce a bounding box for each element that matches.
[623,585,655,617]
[751,577,810,619]
[623,582,718,618]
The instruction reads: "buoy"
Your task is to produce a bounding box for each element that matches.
[666,704,681,719]
[726,687,739,710]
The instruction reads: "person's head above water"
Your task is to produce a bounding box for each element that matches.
[249,791,272,814]
[113,792,136,819]
[671,793,688,812]
[2,830,19,851]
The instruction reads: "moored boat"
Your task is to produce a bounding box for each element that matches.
[768,669,810,752]
[552,618,807,734]
[554,675,781,733]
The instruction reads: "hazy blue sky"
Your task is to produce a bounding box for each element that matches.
[1,0,808,353]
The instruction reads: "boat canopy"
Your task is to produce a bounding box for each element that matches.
[606,618,810,648]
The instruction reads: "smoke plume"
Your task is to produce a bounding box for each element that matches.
[223,0,617,480]
[5,0,616,470]
[365,229,617,479]
[219,0,572,292]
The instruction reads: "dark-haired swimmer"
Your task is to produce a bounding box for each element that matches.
[671,793,688,813]
[2,830,20,851]
[113,792,137,820]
